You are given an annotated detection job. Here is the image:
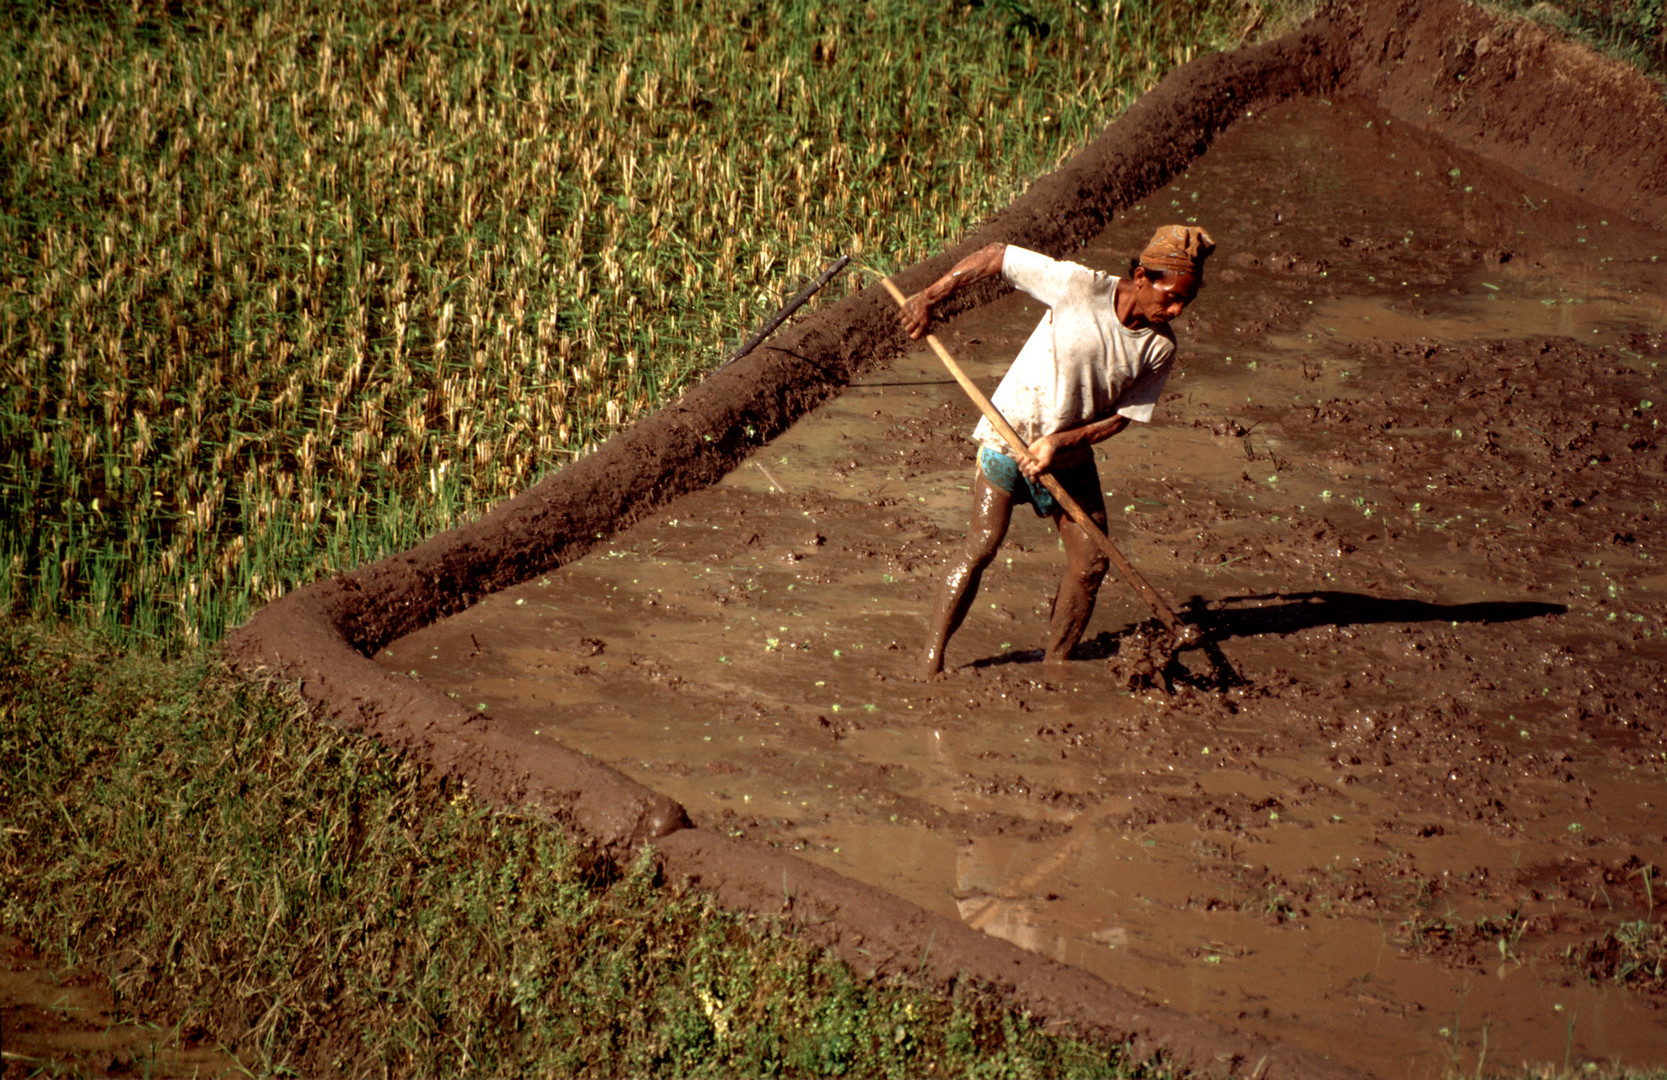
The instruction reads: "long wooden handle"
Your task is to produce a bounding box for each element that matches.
[879,276,1185,637]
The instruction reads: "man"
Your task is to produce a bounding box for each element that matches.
[901,225,1213,679]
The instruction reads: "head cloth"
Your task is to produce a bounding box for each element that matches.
[1139,225,1215,276]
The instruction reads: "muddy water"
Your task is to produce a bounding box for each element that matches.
[0,934,242,1077]
[381,97,1667,1075]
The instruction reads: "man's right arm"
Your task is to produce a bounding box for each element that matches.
[899,243,1007,339]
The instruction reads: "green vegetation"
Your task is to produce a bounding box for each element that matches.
[1569,919,1667,993]
[1495,0,1667,80]
[0,620,1176,1077]
[0,0,1262,651]
[1397,906,1667,1003]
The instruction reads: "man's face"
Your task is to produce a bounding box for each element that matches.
[1130,268,1200,326]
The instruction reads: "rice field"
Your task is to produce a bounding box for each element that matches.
[0,0,1266,652]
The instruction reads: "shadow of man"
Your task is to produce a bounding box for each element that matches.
[1169,590,1567,692]
[977,590,1567,695]
[1190,589,1567,640]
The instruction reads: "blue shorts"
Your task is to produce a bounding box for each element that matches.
[977,446,1099,518]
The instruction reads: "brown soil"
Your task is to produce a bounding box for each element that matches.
[223,1,1667,1076]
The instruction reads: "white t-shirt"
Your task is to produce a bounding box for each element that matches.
[971,246,1176,466]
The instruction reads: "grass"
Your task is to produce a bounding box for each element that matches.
[1396,906,1667,1000]
[1492,0,1667,81]
[0,618,1178,1078]
[1397,910,1530,955]
[1568,919,1667,993]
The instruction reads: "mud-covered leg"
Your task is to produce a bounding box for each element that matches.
[1044,479,1109,666]
[921,472,1013,678]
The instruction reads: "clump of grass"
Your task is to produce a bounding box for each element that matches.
[0,618,1178,1078]
[0,0,1267,653]
[1567,919,1667,993]
[1397,909,1531,962]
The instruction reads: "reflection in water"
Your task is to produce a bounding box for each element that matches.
[956,829,1088,964]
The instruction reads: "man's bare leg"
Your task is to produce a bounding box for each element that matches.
[1043,483,1109,666]
[921,473,1013,679]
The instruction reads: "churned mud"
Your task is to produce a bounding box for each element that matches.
[380,95,1667,1074]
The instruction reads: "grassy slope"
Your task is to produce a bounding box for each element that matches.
[1501,0,1665,78]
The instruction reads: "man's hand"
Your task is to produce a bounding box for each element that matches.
[1020,415,1130,479]
[1020,435,1056,480]
[895,242,1007,341]
[900,292,933,339]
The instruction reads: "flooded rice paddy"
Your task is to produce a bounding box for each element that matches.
[381,96,1667,1074]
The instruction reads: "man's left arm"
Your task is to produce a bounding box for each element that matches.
[1023,335,1177,478]
[1021,415,1130,479]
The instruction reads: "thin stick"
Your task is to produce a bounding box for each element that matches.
[723,253,852,367]
[878,275,1191,641]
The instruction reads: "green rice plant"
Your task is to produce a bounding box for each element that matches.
[0,0,1268,652]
